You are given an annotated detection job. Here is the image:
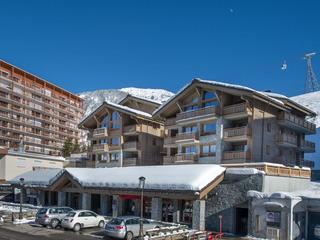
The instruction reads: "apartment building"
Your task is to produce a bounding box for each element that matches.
[0,60,84,155]
[79,100,163,167]
[153,78,316,167]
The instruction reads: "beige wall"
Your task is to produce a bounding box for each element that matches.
[0,154,64,181]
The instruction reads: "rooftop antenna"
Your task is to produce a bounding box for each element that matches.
[304,52,320,93]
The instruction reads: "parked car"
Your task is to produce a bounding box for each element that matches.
[104,216,160,240]
[61,210,105,232]
[35,207,74,228]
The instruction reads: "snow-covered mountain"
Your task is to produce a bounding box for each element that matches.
[79,87,174,117]
[291,91,320,169]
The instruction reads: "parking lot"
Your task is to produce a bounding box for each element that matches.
[0,222,108,240]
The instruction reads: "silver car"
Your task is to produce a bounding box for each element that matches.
[35,207,73,228]
[105,216,160,240]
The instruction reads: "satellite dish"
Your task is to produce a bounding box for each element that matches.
[281,61,287,71]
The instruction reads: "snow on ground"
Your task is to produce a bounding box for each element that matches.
[12,218,35,225]
[0,202,40,213]
[226,168,264,175]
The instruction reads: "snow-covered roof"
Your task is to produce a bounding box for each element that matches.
[66,164,225,191]
[120,94,163,105]
[9,168,63,187]
[226,168,264,175]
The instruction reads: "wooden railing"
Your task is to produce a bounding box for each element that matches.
[223,150,251,161]
[176,153,198,162]
[165,118,176,126]
[164,136,177,145]
[278,112,316,133]
[175,132,199,141]
[93,127,108,136]
[92,144,109,152]
[123,124,139,133]
[176,106,217,121]
[223,103,247,116]
[224,126,250,138]
[276,133,297,146]
[123,141,139,150]
[221,162,311,179]
[123,157,137,166]
[300,140,316,151]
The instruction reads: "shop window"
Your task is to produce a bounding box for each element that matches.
[110,152,120,161]
[202,144,216,156]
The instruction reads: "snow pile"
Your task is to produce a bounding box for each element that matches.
[12,218,35,225]
[226,168,264,175]
[103,101,152,118]
[66,164,225,191]
[0,216,3,225]
[79,88,174,117]
[0,202,40,213]
[292,181,320,199]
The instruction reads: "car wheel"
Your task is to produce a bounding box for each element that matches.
[50,219,59,229]
[125,231,134,240]
[98,220,105,228]
[73,223,81,232]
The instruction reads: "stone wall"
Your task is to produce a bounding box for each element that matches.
[205,173,264,233]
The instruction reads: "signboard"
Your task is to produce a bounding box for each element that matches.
[266,212,281,227]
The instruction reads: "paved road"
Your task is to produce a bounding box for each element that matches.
[0,223,107,240]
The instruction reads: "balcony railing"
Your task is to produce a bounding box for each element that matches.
[163,156,176,164]
[164,136,177,145]
[276,134,297,146]
[176,153,198,163]
[175,132,199,142]
[300,140,316,152]
[165,118,176,127]
[176,106,217,122]
[223,103,248,116]
[223,150,251,162]
[123,124,139,134]
[278,112,316,134]
[224,126,250,138]
[123,157,137,166]
[92,144,109,152]
[93,127,108,137]
[123,141,139,150]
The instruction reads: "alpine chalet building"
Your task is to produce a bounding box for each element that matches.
[0,60,84,155]
[153,78,316,168]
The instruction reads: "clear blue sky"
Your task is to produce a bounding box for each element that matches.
[0,0,319,96]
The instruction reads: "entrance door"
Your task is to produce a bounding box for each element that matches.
[235,208,248,235]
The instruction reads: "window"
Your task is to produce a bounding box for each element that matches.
[266,211,281,227]
[110,152,120,161]
[202,144,216,156]
[184,105,199,112]
[203,122,216,134]
[112,122,120,129]
[202,91,215,100]
[99,138,108,144]
[183,125,198,133]
[203,101,218,108]
[99,153,108,161]
[100,115,109,128]
[266,145,270,155]
[183,145,197,154]
[111,137,120,145]
[267,122,271,132]
[111,111,120,121]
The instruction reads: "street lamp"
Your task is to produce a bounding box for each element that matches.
[139,176,146,240]
[19,178,24,220]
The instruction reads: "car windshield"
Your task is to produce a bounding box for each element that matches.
[37,208,48,214]
[66,212,76,217]
[109,218,124,225]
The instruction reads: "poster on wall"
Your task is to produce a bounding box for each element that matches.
[266,211,281,227]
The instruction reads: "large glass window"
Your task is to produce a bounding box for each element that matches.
[203,122,216,134]
[202,91,215,100]
[111,137,120,145]
[112,122,120,129]
[202,144,216,156]
[100,115,109,128]
[183,145,197,154]
[99,138,108,144]
[183,125,198,133]
[111,111,120,121]
[203,101,219,108]
[183,105,199,112]
[110,152,120,161]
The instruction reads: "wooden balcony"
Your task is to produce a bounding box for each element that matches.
[278,112,316,134]
[123,141,140,151]
[223,103,249,119]
[224,126,251,141]
[222,150,251,163]
[109,144,121,151]
[123,157,137,166]
[176,106,218,123]
[299,140,316,153]
[221,162,311,179]
[123,124,140,135]
[92,144,109,152]
[164,136,177,146]
[163,156,176,165]
[175,132,199,144]
[175,153,198,164]
[276,134,297,148]
[92,128,108,138]
[165,118,176,127]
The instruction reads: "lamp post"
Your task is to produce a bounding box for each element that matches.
[19,178,24,220]
[139,176,146,240]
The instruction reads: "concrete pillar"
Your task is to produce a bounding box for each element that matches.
[48,191,52,206]
[67,192,72,207]
[173,200,180,223]
[112,195,123,217]
[36,190,45,206]
[151,197,162,221]
[81,193,91,210]
[100,195,109,216]
[192,200,206,230]
[216,117,224,163]
[58,192,66,207]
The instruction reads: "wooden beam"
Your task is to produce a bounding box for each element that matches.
[176,101,183,112]
[199,173,224,200]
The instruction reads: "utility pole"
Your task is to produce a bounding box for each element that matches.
[304,52,320,93]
